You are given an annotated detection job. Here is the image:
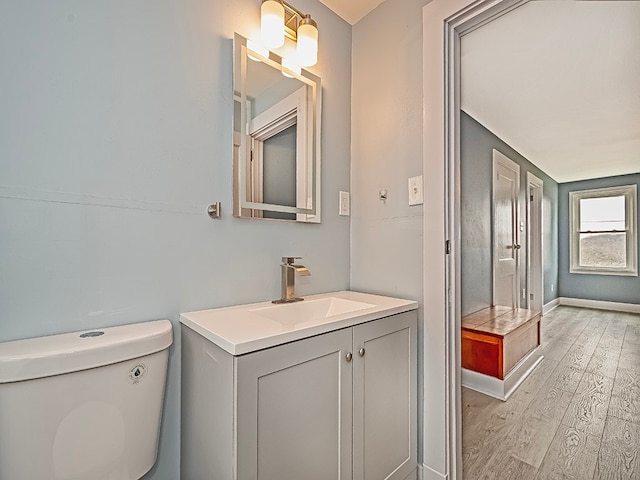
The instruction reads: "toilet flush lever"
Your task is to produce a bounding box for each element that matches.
[80,331,104,338]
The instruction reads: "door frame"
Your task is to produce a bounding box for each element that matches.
[526,172,544,313]
[422,1,531,479]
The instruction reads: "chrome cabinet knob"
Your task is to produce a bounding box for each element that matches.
[358,348,365,356]
[345,352,352,362]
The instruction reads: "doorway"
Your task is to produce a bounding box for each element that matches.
[425,1,633,478]
[423,1,535,479]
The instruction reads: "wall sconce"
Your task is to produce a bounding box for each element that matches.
[260,0,318,67]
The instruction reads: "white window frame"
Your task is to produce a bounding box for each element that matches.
[569,184,638,276]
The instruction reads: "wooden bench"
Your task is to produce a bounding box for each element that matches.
[462,306,541,380]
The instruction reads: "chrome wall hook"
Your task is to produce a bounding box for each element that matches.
[207,203,221,219]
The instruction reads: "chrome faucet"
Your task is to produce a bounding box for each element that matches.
[273,257,311,304]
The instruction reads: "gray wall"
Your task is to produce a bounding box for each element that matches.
[0,1,351,479]
[351,0,428,470]
[558,173,640,304]
[460,112,559,315]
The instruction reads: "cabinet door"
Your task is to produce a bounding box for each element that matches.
[236,328,353,480]
[353,312,417,480]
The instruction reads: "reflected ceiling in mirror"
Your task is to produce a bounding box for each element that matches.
[233,33,322,223]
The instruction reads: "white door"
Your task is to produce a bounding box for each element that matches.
[492,150,520,308]
[527,172,544,313]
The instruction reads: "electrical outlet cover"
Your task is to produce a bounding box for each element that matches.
[408,176,424,205]
[339,191,350,216]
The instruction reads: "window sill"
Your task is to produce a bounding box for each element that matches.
[570,267,638,277]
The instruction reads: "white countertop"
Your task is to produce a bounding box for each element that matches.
[179,291,418,355]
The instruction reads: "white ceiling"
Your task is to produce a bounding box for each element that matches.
[461,1,640,183]
[320,0,640,183]
[318,0,384,24]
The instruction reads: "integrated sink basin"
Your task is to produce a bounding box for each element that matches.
[179,291,418,355]
[249,297,376,325]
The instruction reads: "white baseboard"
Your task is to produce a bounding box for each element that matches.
[461,349,544,401]
[420,463,447,480]
[543,298,560,315]
[559,297,640,314]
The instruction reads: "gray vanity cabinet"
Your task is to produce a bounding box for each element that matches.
[181,311,417,480]
[352,312,417,480]
[235,327,353,479]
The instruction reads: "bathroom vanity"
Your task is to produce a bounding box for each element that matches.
[180,291,418,480]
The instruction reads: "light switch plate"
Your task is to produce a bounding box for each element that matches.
[339,191,350,216]
[408,176,424,205]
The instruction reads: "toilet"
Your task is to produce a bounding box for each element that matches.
[0,319,173,480]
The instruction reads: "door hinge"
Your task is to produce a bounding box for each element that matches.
[445,240,451,255]
[530,293,534,301]
[530,194,533,201]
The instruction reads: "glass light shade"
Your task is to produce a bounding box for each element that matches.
[246,39,269,61]
[296,18,318,67]
[281,57,301,78]
[261,0,285,49]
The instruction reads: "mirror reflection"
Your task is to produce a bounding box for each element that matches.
[233,33,321,222]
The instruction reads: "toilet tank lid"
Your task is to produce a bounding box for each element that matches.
[0,319,173,383]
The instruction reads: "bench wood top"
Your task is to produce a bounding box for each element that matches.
[462,306,540,338]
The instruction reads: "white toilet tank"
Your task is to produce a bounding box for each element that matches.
[0,319,173,480]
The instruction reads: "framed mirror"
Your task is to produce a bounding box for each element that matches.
[233,33,322,223]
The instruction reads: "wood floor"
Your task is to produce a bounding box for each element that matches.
[462,306,640,480]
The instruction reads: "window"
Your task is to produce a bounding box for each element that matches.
[570,184,638,276]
